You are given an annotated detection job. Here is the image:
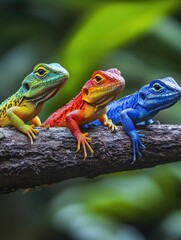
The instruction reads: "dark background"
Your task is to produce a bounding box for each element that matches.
[0,1,181,240]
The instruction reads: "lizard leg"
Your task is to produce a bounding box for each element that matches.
[6,106,38,144]
[30,116,41,127]
[66,110,94,159]
[120,108,145,162]
[99,114,118,132]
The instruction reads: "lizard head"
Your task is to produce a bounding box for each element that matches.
[138,77,181,111]
[82,68,125,107]
[21,63,69,103]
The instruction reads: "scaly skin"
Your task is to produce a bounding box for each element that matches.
[0,63,69,144]
[43,68,125,158]
[84,77,181,162]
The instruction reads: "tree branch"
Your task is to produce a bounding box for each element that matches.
[0,125,180,193]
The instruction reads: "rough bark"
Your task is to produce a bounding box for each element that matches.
[0,125,180,193]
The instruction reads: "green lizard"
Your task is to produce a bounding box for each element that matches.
[0,63,69,144]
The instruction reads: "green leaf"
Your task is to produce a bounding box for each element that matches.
[43,0,179,114]
[60,1,179,82]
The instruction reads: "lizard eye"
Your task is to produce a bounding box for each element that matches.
[36,68,47,77]
[94,75,103,83]
[153,83,162,92]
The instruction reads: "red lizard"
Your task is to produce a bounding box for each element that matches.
[43,68,125,158]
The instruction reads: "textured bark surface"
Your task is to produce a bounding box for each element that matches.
[0,125,180,193]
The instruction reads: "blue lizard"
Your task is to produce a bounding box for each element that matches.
[84,77,181,162]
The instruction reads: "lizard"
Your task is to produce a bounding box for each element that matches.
[43,68,125,159]
[84,77,181,162]
[0,63,69,144]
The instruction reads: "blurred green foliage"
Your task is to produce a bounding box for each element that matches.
[0,1,181,240]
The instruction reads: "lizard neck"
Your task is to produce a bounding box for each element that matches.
[107,92,138,112]
[0,89,25,117]
[43,92,84,126]
[105,92,138,124]
[61,92,84,113]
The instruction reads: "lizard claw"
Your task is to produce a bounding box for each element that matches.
[132,139,145,164]
[146,119,160,125]
[153,120,160,125]
[139,134,145,138]
[76,132,94,159]
[136,130,145,138]
[105,119,118,132]
[42,124,50,129]
[129,130,145,163]
[20,124,39,145]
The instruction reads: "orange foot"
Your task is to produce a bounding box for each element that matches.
[104,119,118,132]
[76,132,94,159]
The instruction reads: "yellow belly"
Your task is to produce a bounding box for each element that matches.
[79,105,106,126]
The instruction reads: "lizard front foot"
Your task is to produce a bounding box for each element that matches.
[130,131,145,163]
[76,132,94,159]
[19,124,39,145]
[104,119,118,132]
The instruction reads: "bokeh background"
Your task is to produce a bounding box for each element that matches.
[0,1,181,240]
